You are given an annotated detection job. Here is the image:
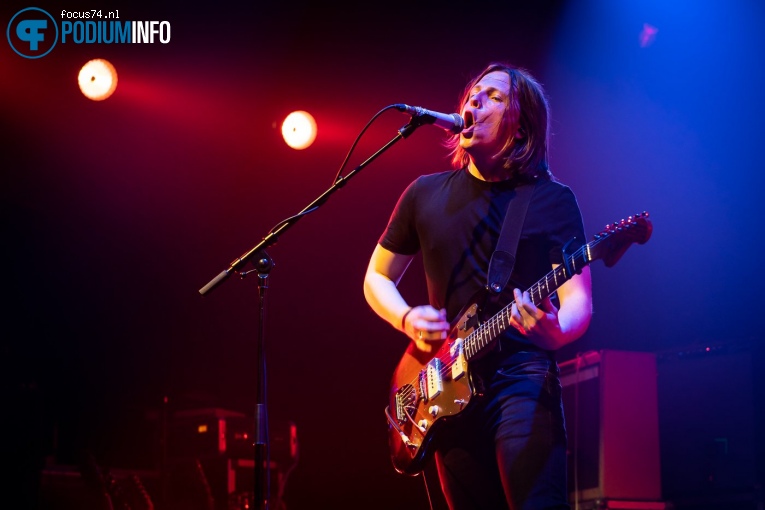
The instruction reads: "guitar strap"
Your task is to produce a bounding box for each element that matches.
[486,181,537,295]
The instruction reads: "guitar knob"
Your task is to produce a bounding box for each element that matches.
[417,419,429,432]
[428,405,440,417]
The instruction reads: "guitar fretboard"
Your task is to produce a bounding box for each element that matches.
[462,243,591,360]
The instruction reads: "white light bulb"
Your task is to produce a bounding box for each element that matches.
[281,111,317,150]
[78,58,118,101]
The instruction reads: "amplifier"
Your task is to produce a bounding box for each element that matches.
[560,350,662,504]
[166,408,298,510]
[167,408,298,465]
[573,500,672,510]
[168,408,253,460]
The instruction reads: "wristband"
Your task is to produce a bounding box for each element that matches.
[400,307,414,331]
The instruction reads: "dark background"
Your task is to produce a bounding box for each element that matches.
[2,1,763,509]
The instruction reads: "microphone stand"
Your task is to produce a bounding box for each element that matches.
[198,117,424,510]
[251,251,272,510]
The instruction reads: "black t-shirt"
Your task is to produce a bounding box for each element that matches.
[379,168,585,344]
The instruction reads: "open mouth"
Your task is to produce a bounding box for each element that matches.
[461,111,475,138]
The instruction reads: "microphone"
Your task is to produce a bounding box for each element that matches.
[394,104,464,134]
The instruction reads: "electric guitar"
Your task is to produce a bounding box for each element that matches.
[385,212,653,475]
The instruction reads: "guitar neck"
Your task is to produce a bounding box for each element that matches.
[463,243,590,360]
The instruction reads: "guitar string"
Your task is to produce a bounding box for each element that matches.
[397,243,589,403]
[459,223,629,361]
[396,259,571,403]
[397,265,555,402]
[395,218,642,404]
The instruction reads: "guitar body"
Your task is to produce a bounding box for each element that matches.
[387,300,486,475]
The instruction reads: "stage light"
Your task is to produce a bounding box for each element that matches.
[78,58,118,101]
[281,111,317,150]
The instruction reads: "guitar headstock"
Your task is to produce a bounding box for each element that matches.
[590,212,653,267]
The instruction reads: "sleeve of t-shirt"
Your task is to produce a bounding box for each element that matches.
[547,185,586,264]
[378,178,421,255]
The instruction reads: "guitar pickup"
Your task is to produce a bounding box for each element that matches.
[449,339,466,380]
[426,359,443,400]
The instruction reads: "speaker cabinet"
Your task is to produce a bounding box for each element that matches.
[560,349,662,503]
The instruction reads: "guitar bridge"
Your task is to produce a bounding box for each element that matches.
[395,384,417,423]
